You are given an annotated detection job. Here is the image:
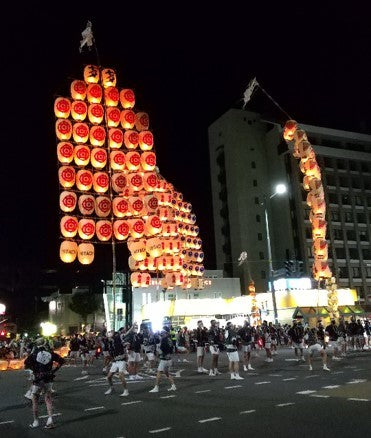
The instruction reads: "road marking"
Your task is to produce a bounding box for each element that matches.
[255,381,271,385]
[310,394,330,399]
[0,421,14,425]
[332,371,344,375]
[149,427,172,433]
[297,390,317,395]
[269,374,282,377]
[347,398,369,402]
[353,369,364,372]
[160,395,176,399]
[285,358,300,361]
[344,366,356,369]
[173,369,184,378]
[346,379,367,384]
[195,390,211,393]
[84,406,105,411]
[198,417,221,423]
[283,378,296,381]
[322,385,339,389]
[39,413,62,418]
[121,400,142,406]
[276,403,295,407]
[305,375,319,378]
[225,385,243,389]
[74,375,89,381]
[240,410,255,415]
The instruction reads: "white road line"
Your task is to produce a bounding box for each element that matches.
[332,371,344,375]
[346,379,367,384]
[198,417,222,423]
[225,385,243,389]
[285,359,300,361]
[347,398,369,402]
[84,406,105,412]
[283,378,296,381]
[322,385,339,389]
[240,410,255,415]
[160,395,176,399]
[74,375,89,381]
[297,390,317,395]
[149,427,172,433]
[39,413,62,419]
[353,369,364,371]
[121,400,142,406]
[305,375,319,378]
[276,403,295,407]
[255,381,271,385]
[310,394,330,398]
[0,421,14,425]
[195,390,211,393]
[269,374,282,377]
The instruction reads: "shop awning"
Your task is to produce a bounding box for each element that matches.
[293,305,369,320]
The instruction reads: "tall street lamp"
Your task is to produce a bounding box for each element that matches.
[262,183,287,325]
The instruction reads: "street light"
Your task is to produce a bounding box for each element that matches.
[262,183,287,325]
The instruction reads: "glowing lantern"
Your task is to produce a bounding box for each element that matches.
[104,86,119,106]
[163,239,181,254]
[138,131,154,151]
[70,80,87,100]
[312,218,327,239]
[78,194,95,215]
[155,179,168,192]
[95,196,111,217]
[110,151,126,170]
[303,158,321,179]
[60,216,78,238]
[73,123,89,143]
[298,141,314,160]
[56,119,72,140]
[128,219,145,238]
[112,173,127,193]
[120,110,136,129]
[158,207,173,221]
[109,128,124,148]
[163,223,178,237]
[60,191,77,212]
[135,112,149,131]
[113,220,129,240]
[283,120,298,141]
[106,107,121,127]
[126,152,141,171]
[131,272,151,288]
[71,101,88,121]
[76,169,93,191]
[143,173,158,191]
[78,243,95,265]
[129,240,147,261]
[146,215,162,236]
[57,142,74,164]
[156,193,172,206]
[120,89,135,109]
[90,126,106,146]
[54,97,71,118]
[0,360,8,371]
[96,220,112,241]
[93,172,109,193]
[88,103,104,124]
[124,130,139,149]
[313,260,332,280]
[141,152,156,171]
[146,237,163,257]
[128,173,143,191]
[303,175,315,191]
[74,145,90,166]
[166,272,184,287]
[311,197,326,217]
[78,219,95,240]
[84,65,100,84]
[309,178,323,193]
[113,197,129,217]
[60,240,78,263]
[129,196,146,216]
[144,195,158,213]
[101,68,117,88]
[157,256,167,271]
[313,239,328,260]
[91,148,107,169]
[294,129,307,145]
[128,257,139,271]
[58,166,75,188]
[87,83,103,103]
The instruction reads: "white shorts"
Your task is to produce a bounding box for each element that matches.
[243,345,252,353]
[70,351,80,359]
[177,346,187,353]
[293,342,304,349]
[146,352,155,361]
[209,345,220,355]
[265,343,271,349]
[128,352,141,363]
[326,342,339,351]
[158,359,172,372]
[103,351,110,357]
[109,360,126,374]
[308,344,324,353]
[227,351,239,362]
[197,346,205,357]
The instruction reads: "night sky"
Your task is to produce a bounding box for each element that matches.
[1,4,371,316]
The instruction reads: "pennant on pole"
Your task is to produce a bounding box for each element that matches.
[242,77,259,109]
[79,21,94,53]
[238,251,248,266]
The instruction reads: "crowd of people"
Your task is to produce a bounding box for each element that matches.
[4,316,370,429]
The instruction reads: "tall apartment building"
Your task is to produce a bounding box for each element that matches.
[208,109,371,303]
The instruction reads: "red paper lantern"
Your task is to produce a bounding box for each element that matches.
[141,152,156,171]
[87,83,103,103]
[124,130,139,149]
[143,172,158,191]
[113,220,130,240]
[313,239,328,260]
[131,272,151,288]
[96,220,112,241]
[60,240,78,263]
[138,131,154,151]
[73,122,89,143]
[112,197,129,217]
[101,68,117,88]
[111,173,127,193]
[57,142,74,164]
[110,151,126,171]
[135,112,149,131]
[106,107,121,127]
[128,173,143,191]
[120,89,135,109]
[120,110,136,129]
[95,196,111,217]
[108,128,124,148]
[54,97,71,118]
[88,103,104,124]
[91,148,107,169]
[90,126,106,146]
[74,145,90,166]
[78,194,95,215]
[56,119,72,140]
[128,240,147,261]
[125,151,141,171]
[93,172,109,193]
[60,216,78,238]
[70,80,87,100]
[78,243,95,265]
[313,260,332,280]
[283,120,298,141]
[60,191,77,212]
[78,219,95,240]
[58,166,75,188]
[104,86,119,107]
[71,101,88,121]
[76,169,93,191]
[84,65,100,84]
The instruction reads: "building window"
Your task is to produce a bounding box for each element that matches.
[352,267,361,278]
[362,249,371,260]
[352,177,361,189]
[326,174,336,186]
[256,214,261,223]
[357,213,366,223]
[338,266,349,278]
[349,161,358,171]
[303,208,310,220]
[253,179,257,187]
[349,248,359,259]
[305,228,312,239]
[330,210,340,222]
[261,270,266,279]
[346,230,356,241]
[307,246,313,257]
[337,159,347,170]
[355,196,363,206]
[251,161,256,169]
[328,193,338,204]
[359,230,369,242]
[339,176,349,188]
[335,247,346,258]
[344,211,353,223]
[323,157,333,167]
[259,252,264,260]
[341,194,350,205]
[255,197,259,205]
[366,267,371,277]
[333,229,343,240]
[258,233,262,241]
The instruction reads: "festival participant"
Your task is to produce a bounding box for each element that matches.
[104,330,129,397]
[238,321,255,371]
[101,332,112,373]
[69,333,81,366]
[262,325,273,363]
[208,320,222,376]
[142,325,157,372]
[195,320,208,373]
[356,319,365,351]
[124,323,143,379]
[268,322,278,356]
[304,327,330,371]
[224,322,243,380]
[149,327,176,393]
[325,319,341,360]
[337,318,347,357]
[79,334,90,374]
[288,320,305,362]
[176,327,190,362]
[347,316,358,350]
[24,338,64,429]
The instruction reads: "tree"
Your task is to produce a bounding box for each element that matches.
[69,291,100,327]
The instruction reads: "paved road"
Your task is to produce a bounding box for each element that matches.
[0,348,370,437]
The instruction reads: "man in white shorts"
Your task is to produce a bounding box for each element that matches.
[124,324,143,379]
[288,320,305,362]
[325,319,342,361]
[208,320,222,376]
[104,331,129,397]
[305,327,330,371]
[224,322,243,380]
[142,326,157,372]
[195,320,208,373]
[149,327,176,393]
[238,321,255,371]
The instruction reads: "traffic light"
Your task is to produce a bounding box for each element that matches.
[285,260,295,277]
